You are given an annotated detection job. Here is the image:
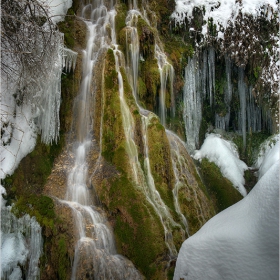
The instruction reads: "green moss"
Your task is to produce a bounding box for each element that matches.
[115,3,128,44]
[199,158,243,212]
[12,194,55,228]
[57,11,76,48]
[167,267,175,280]
[106,174,166,278]
[2,135,64,205]
[58,236,68,280]
[137,17,155,59]
[230,132,271,165]
[138,59,160,110]
[147,119,180,222]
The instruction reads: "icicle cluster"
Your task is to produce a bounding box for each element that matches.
[1,204,43,280]
[63,48,78,72]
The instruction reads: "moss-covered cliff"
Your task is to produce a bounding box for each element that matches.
[2,0,278,279]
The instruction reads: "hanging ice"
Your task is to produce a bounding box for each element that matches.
[183,56,202,153]
[63,47,78,72]
[1,196,43,280]
[238,67,247,148]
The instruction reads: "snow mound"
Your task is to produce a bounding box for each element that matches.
[171,0,277,32]
[254,134,279,179]
[193,133,248,196]
[174,159,279,280]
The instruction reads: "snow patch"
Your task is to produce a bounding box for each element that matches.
[171,0,278,31]
[193,133,248,196]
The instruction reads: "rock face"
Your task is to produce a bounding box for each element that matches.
[2,0,278,280]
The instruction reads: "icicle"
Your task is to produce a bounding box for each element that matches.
[238,67,247,149]
[215,55,232,131]
[32,32,64,145]
[208,47,215,107]
[63,47,78,72]
[201,49,208,99]
[170,66,175,118]
[183,56,202,153]
[247,87,262,132]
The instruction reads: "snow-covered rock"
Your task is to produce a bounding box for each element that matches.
[254,134,279,179]
[193,133,248,196]
[173,158,279,279]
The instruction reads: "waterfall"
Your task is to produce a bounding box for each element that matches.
[165,131,190,236]
[183,56,202,153]
[61,1,142,279]
[155,44,175,126]
[125,10,141,99]
[166,130,209,234]
[110,8,182,259]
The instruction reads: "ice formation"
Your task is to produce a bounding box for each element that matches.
[0,0,76,178]
[63,47,78,72]
[174,158,279,280]
[1,188,43,280]
[193,133,248,196]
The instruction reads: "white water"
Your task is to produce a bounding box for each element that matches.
[125,10,141,98]
[155,44,175,126]
[63,1,142,279]
[113,8,186,259]
[166,130,209,232]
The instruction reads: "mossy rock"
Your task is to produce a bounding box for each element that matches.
[147,117,178,220]
[115,3,128,44]
[103,174,167,278]
[199,158,243,212]
[138,58,160,110]
[137,17,155,59]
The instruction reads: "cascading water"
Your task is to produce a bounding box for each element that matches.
[112,7,185,260]
[125,10,140,99]
[155,44,175,126]
[166,130,209,232]
[61,1,142,279]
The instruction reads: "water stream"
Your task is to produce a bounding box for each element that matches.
[109,6,188,260]
[62,1,142,279]
[155,44,175,126]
